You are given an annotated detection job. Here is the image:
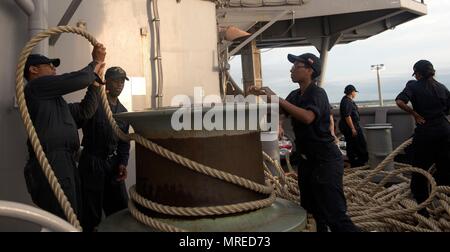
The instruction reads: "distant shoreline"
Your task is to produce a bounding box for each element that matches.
[331,99,396,108]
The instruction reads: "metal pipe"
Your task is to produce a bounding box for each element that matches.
[318,36,330,86]
[15,0,48,55]
[371,64,385,107]
[152,0,164,108]
[14,0,35,16]
[29,0,49,54]
[376,69,384,107]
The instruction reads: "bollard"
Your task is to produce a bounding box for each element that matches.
[364,124,395,183]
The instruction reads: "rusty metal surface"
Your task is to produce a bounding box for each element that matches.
[136,132,266,207]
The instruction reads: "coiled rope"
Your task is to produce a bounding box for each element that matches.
[342,138,450,232]
[279,138,450,232]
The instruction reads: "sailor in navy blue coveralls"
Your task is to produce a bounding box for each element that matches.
[23,46,106,219]
[249,53,359,232]
[78,67,130,231]
[396,60,450,211]
[339,85,369,167]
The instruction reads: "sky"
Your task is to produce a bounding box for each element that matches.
[229,0,450,103]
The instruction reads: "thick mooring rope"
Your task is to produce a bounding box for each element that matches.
[17,26,277,232]
[263,139,450,232]
[286,138,450,232]
[342,138,450,232]
[18,26,450,232]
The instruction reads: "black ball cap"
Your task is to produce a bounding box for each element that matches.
[105,66,129,81]
[24,54,60,78]
[287,53,322,77]
[344,84,358,94]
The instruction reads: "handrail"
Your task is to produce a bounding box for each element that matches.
[0,201,79,232]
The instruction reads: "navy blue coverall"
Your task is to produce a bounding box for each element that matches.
[24,63,100,219]
[396,79,450,205]
[285,83,359,232]
[339,96,369,167]
[78,99,130,231]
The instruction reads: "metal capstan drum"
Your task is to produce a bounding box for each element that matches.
[104,103,307,232]
[116,104,270,207]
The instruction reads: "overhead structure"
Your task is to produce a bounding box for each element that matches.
[219,0,427,50]
[218,0,427,85]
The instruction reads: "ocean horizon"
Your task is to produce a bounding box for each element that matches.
[230,66,450,104]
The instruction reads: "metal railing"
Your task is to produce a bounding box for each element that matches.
[0,201,79,232]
